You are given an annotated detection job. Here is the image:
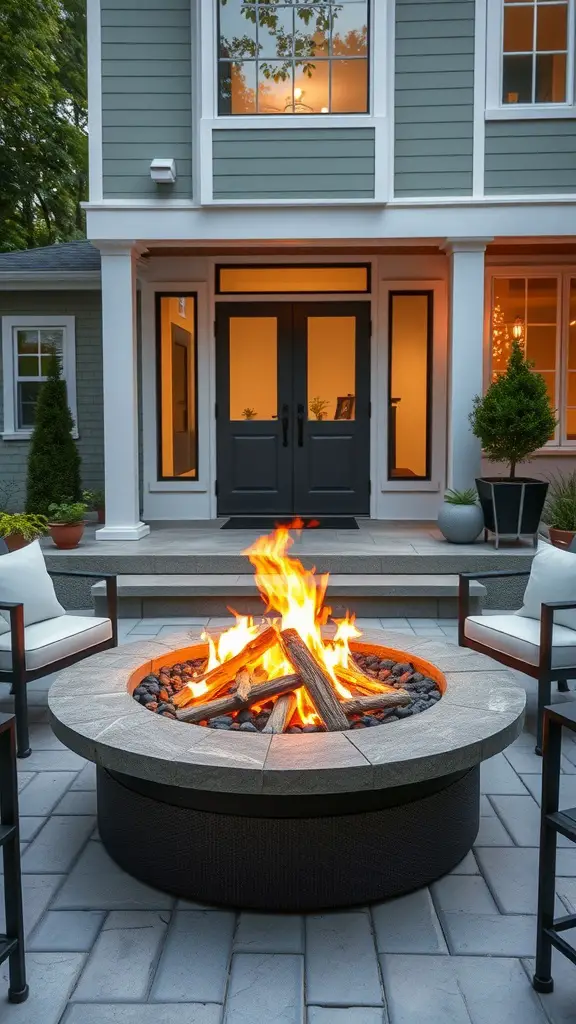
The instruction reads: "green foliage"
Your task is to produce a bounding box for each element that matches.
[0,0,87,252]
[309,396,329,421]
[48,500,87,524]
[543,472,576,531]
[26,352,82,514]
[469,340,558,479]
[0,512,48,540]
[82,488,105,510]
[444,487,478,506]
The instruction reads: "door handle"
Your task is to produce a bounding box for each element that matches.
[297,403,304,447]
[281,404,289,447]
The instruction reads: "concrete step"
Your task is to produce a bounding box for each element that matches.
[92,574,485,619]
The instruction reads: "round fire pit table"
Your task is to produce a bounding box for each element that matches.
[49,627,525,911]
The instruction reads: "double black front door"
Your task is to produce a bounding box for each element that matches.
[216,301,371,516]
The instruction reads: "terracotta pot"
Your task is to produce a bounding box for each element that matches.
[4,533,30,552]
[97,507,105,524]
[48,522,85,550]
[549,527,576,550]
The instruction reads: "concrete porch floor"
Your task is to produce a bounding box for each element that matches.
[0,614,575,1023]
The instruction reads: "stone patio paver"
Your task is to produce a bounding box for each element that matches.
[0,615,575,1022]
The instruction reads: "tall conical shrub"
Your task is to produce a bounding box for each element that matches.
[469,339,557,479]
[26,352,82,514]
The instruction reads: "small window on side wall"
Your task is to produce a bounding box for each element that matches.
[157,294,198,480]
[1,316,77,439]
[501,0,570,105]
[387,292,432,481]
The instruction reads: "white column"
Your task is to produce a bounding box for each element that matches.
[444,238,492,492]
[95,243,150,541]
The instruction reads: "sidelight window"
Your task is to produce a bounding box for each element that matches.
[387,293,432,481]
[157,295,198,479]
[217,0,370,115]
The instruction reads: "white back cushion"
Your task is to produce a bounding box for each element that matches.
[0,540,65,630]
[516,542,576,631]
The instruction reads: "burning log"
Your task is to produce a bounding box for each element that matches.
[279,628,349,732]
[335,663,398,696]
[176,673,301,724]
[263,692,297,734]
[341,692,411,715]
[173,626,279,708]
[234,668,253,702]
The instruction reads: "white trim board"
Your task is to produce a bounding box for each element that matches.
[1,315,78,440]
[86,0,103,203]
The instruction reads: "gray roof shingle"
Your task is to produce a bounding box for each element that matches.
[0,240,100,274]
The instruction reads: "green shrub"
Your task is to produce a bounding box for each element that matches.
[26,352,82,514]
[0,512,48,541]
[469,340,557,479]
[444,487,478,505]
[543,472,576,531]
[47,500,87,524]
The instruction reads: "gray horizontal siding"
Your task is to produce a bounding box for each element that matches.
[394,0,474,197]
[212,129,375,200]
[0,292,104,505]
[485,121,576,194]
[100,0,192,199]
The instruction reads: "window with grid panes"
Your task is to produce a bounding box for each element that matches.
[502,0,570,103]
[14,327,64,429]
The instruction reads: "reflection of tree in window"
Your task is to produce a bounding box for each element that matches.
[218,1,369,114]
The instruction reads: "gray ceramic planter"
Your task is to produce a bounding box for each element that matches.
[437,502,484,544]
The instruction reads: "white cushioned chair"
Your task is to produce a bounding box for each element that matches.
[0,541,117,758]
[458,542,576,753]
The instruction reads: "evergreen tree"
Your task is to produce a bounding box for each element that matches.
[26,352,82,514]
[469,340,558,479]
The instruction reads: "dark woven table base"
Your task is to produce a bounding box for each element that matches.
[97,766,479,911]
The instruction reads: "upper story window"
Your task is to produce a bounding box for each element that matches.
[0,316,77,439]
[217,1,369,115]
[502,0,569,103]
[487,0,575,114]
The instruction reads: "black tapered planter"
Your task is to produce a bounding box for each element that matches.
[476,478,548,548]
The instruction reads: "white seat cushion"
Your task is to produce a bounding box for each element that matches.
[465,614,576,669]
[0,615,112,673]
[0,540,64,633]
[516,542,576,631]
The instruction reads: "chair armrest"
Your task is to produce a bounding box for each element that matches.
[459,570,531,581]
[539,601,576,674]
[48,571,118,648]
[0,604,26,675]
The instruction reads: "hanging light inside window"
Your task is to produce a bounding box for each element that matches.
[512,317,524,341]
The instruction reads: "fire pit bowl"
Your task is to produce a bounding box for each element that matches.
[49,627,525,911]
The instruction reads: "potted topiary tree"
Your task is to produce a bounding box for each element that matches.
[470,340,557,547]
[25,351,82,516]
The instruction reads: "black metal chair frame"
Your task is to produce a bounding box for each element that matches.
[0,570,118,759]
[459,569,575,754]
[533,702,576,992]
[0,713,28,1003]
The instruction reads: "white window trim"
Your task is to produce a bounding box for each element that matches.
[1,316,78,441]
[484,267,576,451]
[197,0,389,204]
[486,0,576,118]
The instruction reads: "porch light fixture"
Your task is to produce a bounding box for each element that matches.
[512,317,524,341]
[150,158,177,184]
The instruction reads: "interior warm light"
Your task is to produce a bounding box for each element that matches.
[294,88,303,101]
[321,107,329,113]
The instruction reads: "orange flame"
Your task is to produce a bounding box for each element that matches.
[181,522,362,726]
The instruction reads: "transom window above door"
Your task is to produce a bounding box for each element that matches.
[217,0,370,115]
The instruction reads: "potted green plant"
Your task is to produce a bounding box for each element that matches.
[470,340,557,547]
[26,351,82,516]
[543,471,576,548]
[0,513,48,552]
[437,488,484,544]
[83,488,105,524]
[47,500,88,550]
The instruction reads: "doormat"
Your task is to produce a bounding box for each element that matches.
[220,517,359,530]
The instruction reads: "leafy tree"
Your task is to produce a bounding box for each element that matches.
[26,352,82,514]
[0,0,87,252]
[469,340,558,479]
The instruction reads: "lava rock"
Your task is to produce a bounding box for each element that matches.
[351,721,366,728]
[429,691,441,701]
[395,706,413,718]
[212,716,233,726]
[139,693,156,705]
[239,721,258,732]
[157,702,174,714]
[237,710,254,724]
[302,724,319,732]
[287,726,302,733]
[133,687,148,698]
